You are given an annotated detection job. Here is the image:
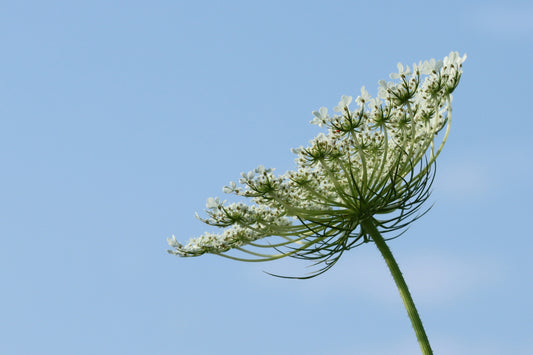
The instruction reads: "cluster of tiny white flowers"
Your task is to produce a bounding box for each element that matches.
[168,51,466,259]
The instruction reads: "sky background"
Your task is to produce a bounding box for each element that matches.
[1,1,532,354]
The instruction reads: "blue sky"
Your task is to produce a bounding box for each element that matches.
[1,1,532,354]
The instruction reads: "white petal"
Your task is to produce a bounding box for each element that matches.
[341,95,352,106]
[397,62,404,72]
[222,186,232,194]
[206,197,219,208]
[167,235,181,248]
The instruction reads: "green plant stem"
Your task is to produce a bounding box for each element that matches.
[361,219,433,355]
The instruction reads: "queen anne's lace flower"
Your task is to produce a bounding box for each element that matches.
[310,107,329,127]
[334,95,353,112]
[390,62,412,79]
[168,51,466,278]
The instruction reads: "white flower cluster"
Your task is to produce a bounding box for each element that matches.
[168,52,466,263]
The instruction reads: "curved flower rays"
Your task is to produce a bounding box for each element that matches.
[168,52,465,279]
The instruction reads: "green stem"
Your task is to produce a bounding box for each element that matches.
[361,219,433,355]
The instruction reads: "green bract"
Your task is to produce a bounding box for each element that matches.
[168,51,466,279]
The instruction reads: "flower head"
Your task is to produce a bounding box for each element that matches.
[169,52,466,278]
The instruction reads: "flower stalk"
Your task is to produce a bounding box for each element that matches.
[362,218,432,355]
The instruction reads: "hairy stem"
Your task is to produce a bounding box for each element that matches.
[361,219,433,355]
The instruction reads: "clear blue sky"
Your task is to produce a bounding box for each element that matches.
[1,1,532,354]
